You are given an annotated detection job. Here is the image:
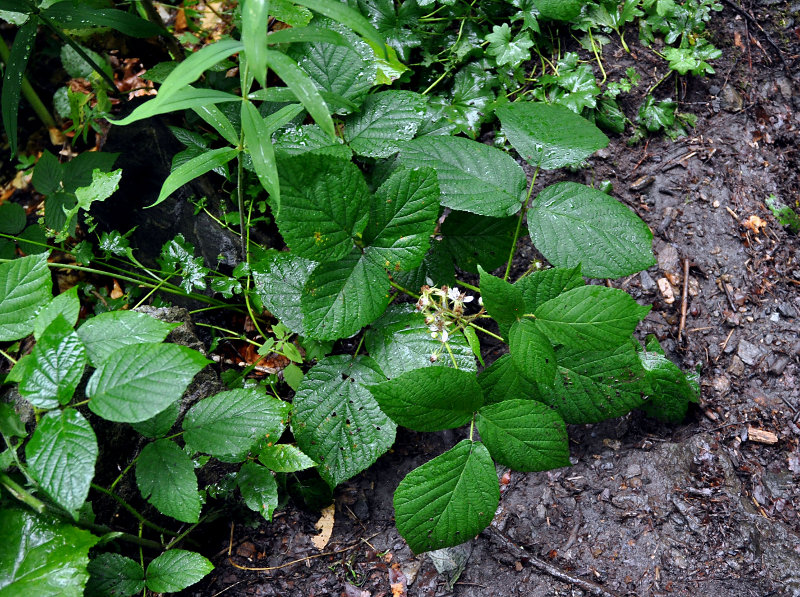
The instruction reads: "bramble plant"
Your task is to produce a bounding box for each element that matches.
[0,0,711,594]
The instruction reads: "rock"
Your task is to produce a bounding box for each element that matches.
[719,84,744,112]
[729,355,745,377]
[624,464,642,479]
[657,244,680,275]
[712,375,731,394]
[768,354,791,376]
[778,301,797,318]
[737,339,762,366]
[639,270,657,291]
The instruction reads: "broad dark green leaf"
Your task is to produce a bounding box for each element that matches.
[367,367,482,431]
[267,26,350,46]
[276,154,369,262]
[0,402,26,438]
[1,19,37,157]
[273,124,352,159]
[182,389,290,461]
[478,265,525,325]
[516,265,584,312]
[393,242,455,290]
[77,310,179,367]
[136,440,201,523]
[86,553,145,597]
[534,285,650,350]
[496,102,608,170]
[111,88,241,126]
[528,182,656,278]
[153,147,238,208]
[237,461,279,521]
[533,0,584,21]
[344,90,426,158]
[258,444,317,472]
[145,550,213,593]
[32,286,79,340]
[476,400,569,471]
[291,355,394,487]
[243,0,270,88]
[61,151,119,193]
[158,39,244,100]
[399,136,526,217]
[638,350,698,423]
[252,250,316,335]
[394,440,498,553]
[0,0,29,12]
[0,252,52,342]
[87,344,210,423]
[242,101,280,209]
[441,211,518,273]
[131,401,179,439]
[0,202,26,234]
[31,150,63,196]
[43,2,164,37]
[477,354,543,406]
[0,509,98,597]
[508,319,557,386]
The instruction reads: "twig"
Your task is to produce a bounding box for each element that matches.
[677,258,690,344]
[716,328,735,361]
[487,527,622,597]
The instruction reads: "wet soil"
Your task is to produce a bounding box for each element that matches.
[195,2,800,596]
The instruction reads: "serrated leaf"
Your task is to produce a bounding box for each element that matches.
[0,202,26,234]
[364,305,476,377]
[276,154,369,262]
[344,91,426,158]
[528,182,656,278]
[637,350,697,423]
[476,400,569,471]
[258,444,317,472]
[478,265,525,325]
[145,550,213,593]
[485,24,533,67]
[131,401,179,439]
[110,88,241,126]
[242,100,280,209]
[508,319,556,386]
[441,211,517,273]
[477,354,543,405]
[0,253,53,342]
[363,166,439,272]
[0,509,98,597]
[291,355,395,487]
[273,124,353,159]
[18,315,86,408]
[367,367,482,431]
[237,461,279,521]
[534,285,650,350]
[393,242,455,291]
[153,147,238,208]
[394,440,498,554]
[183,389,290,461]
[31,150,63,196]
[251,250,316,335]
[87,344,210,423]
[25,409,97,513]
[136,440,201,523]
[497,102,608,170]
[86,553,145,597]
[399,136,526,217]
[32,286,79,340]
[515,265,584,312]
[77,310,179,367]
[302,248,391,340]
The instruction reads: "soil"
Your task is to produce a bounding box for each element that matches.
[191,2,800,596]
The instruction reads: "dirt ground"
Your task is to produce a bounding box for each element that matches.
[191,3,800,596]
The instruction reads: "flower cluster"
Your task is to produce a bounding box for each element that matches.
[415,283,476,344]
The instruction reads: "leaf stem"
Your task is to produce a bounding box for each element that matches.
[0,347,18,365]
[389,279,420,299]
[453,279,479,293]
[91,483,178,537]
[468,322,505,343]
[503,165,539,281]
[468,417,475,442]
[0,472,46,513]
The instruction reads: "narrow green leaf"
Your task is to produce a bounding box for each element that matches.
[1,19,37,157]
[152,147,238,208]
[43,3,164,37]
[86,553,145,597]
[193,104,239,146]
[515,265,584,312]
[258,444,316,473]
[242,101,280,211]
[87,344,210,423]
[251,250,316,335]
[266,27,350,46]
[77,310,179,367]
[528,182,656,278]
[292,0,385,50]
[0,248,50,344]
[291,355,395,487]
[237,461,279,521]
[110,89,241,126]
[243,0,270,88]
[477,400,569,471]
[158,39,243,100]
[394,440,498,554]
[508,319,557,386]
[344,91,426,158]
[145,550,213,593]
[441,211,518,273]
[478,265,525,325]
[477,354,543,406]
[0,1,29,12]
[367,367,482,431]
[262,103,304,136]
[136,440,201,523]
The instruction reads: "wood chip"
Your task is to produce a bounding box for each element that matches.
[311,504,335,550]
[747,427,778,444]
[657,278,676,304]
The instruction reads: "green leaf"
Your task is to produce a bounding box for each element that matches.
[399,136,526,217]
[394,440,498,554]
[131,401,179,439]
[0,253,52,342]
[515,265,584,312]
[153,147,238,208]
[1,19,37,157]
[145,550,213,593]
[237,461,279,521]
[638,349,697,423]
[258,444,317,472]
[363,166,439,271]
[275,154,369,262]
[393,242,455,291]
[534,285,650,350]
[476,399,569,471]
[242,101,280,210]
[136,440,201,523]
[32,287,79,340]
[0,402,26,438]
[43,2,164,37]
[243,0,269,88]
[477,354,543,406]
[0,509,98,596]
[527,182,656,278]
[270,0,313,26]
[251,250,316,335]
[182,389,290,461]
[544,343,648,423]
[158,39,244,100]
[18,315,86,408]
[266,26,351,46]
[61,152,119,193]
[637,96,676,132]
[0,202,26,235]
[364,305,476,377]
[291,355,395,487]
[367,367,482,431]
[110,88,241,126]
[496,102,608,170]
[441,211,518,273]
[193,104,239,146]
[87,344,210,423]
[86,553,145,597]
[463,326,484,366]
[273,124,352,159]
[17,224,48,255]
[508,319,557,386]
[533,0,584,21]
[485,24,534,68]
[344,91,426,158]
[31,151,63,196]
[293,0,385,50]
[25,409,97,514]
[77,310,179,367]
[478,265,525,325]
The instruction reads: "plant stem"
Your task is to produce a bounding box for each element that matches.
[389,279,420,299]
[0,36,57,130]
[588,29,607,86]
[0,348,18,365]
[468,417,474,441]
[503,165,539,281]
[444,341,458,368]
[468,322,505,343]
[0,473,46,513]
[453,279,479,293]
[91,483,178,537]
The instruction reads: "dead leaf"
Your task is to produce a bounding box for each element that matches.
[743,214,767,234]
[311,504,335,550]
[734,31,745,50]
[110,280,124,299]
[343,584,370,597]
[389,563,408,596]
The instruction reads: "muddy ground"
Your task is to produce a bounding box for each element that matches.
[191,3,800,597]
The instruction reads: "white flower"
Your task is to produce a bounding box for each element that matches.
[441,329,449,342]
[447,287,462,302]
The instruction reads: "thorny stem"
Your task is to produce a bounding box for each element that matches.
[503,165,539,281]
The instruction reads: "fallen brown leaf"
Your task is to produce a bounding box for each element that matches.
[311,504,335,550]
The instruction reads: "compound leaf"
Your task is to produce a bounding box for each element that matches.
[86,553,145,597]
[32,286,79,340]
[477,354,543,406]
[258,444,316,472]
[515,265,584,312]
[478,265,525,326]
[508,318,557,386]
[441,211,518,273]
